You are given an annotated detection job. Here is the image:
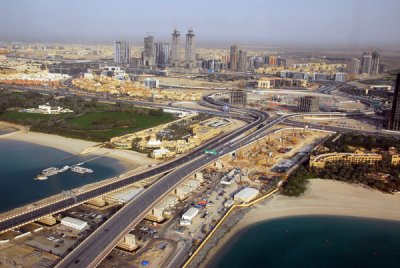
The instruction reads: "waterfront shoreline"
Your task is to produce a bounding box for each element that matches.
[0,121,157,169]
[201,179,400,267]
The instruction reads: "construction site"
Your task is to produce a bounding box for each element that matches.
[222,127,332,186]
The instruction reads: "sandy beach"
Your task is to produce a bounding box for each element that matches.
[202,179,400,267]
[0,121,157,169]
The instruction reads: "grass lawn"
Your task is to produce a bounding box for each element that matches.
[0,110,176,141]
[0,111,52,121]
[67,111,175,140]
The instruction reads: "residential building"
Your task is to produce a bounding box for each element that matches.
[349,58,361,75]
[268,56,277,65]
[114,41,130,65]
[229,45,239,71]
[310,152,383,169]
[360,52,373,74]
[371,50,380,75]
[143,35,155,67]
[277,57,287,67]
[388,74,400,131]
[155,42,170,67]
[391,154,400,166]
[237,50,248,72]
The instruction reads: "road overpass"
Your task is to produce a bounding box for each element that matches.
[0,95,268,234]
[56,110,359,268]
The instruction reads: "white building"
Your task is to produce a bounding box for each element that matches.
[184,179,201,190]
[21,104,73,114]
[106,187,144,203]
[143,78,159,88]
[234,188,259,203]
[182,207,199,221]
[151,148,176,159]
[335,72,347,82]
[60,217,88,230]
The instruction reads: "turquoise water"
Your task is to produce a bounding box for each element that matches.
[0,139,127,213]
[210,216,400,268]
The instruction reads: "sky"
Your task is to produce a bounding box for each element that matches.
[0,0,400,48]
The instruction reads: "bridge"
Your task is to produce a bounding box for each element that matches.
[0,83,385,267]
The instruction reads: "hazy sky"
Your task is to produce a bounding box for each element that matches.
[1,0,400,47]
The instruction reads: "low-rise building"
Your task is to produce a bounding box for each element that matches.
[391,154,400,166]
[60,217,88,230]
[310,152,382,168]
[182,207,199,221]
[151,148,176,159]
[20,104,73,114]
[234,188,259,203]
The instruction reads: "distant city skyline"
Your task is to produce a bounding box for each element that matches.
[1,0,400,48]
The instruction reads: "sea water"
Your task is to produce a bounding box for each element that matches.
[210,216,400,268]
[0,139,127,213]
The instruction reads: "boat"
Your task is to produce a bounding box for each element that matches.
[42,167,60,177]
[35,174,48,180]
[71,166,93,175]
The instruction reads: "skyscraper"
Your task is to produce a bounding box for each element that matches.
[143,35,155,67]
[170,29,180,68]
[349,58,361,75]
[371,51,380,75]
[229,45,238,71]
[185,29,195,69]
[268,56,277,65]
[360,52,372,74]
[388,74,400,131]
[155,42,170,67]
[237,50,248,72]
[114,41,130,65]
[277,57,287,67]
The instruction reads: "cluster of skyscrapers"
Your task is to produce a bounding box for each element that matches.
[114,28,195,70]
[228,45,250,72]
[349,50,382,76]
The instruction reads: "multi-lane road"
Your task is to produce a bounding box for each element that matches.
[0,82,390,267]
[0,94,267,235]
[56,110,367,268]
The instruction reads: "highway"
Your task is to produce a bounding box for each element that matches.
[56,111,350,268]
[0,82,388,267]
[0,94,267,234]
